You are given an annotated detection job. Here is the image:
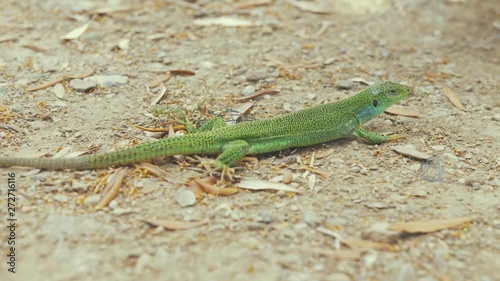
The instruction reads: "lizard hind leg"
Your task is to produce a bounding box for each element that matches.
[353,127,405,144]
[214,139,249,181]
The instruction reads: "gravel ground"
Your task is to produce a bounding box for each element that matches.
[0,1,499,281]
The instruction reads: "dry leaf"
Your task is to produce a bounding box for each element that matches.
[61,23,91,40]
[238,178,302,193]
[385,106,424,118]
[194,177,239,196]
[342,239,399,252]
[392,145,431,160]
[136,162,181,184]
[287,0,331,14]
[142,218,209,230]
[150,83,167,106]
[194,17,258,27]
[443,86,467,111]
[389,217,474,233]
[232,89,280,101]
[95,168,128,210]
[236,0,274,9]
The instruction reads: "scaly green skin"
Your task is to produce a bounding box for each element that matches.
[0,81,410,170]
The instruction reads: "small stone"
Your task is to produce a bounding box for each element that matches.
[364,201,390,210]
[350,166,361,173]
[324,273,351,281]
[411,188,428,197]
[240,85,255,96]
[53,194,69,203]
[431,145,445,151]
[84,195,101,205]
[335,79,354,90]
[323,57,336,65]
[53,83,65,99]
[384,119,393,126]
[245,69,268,81]
[134,254,151,274]
[174,188,196,207]
[257,212,273,223]
[85,75,128,87]
[197,61,215,69]
[283,102,292,112]
[70,79,97,92]
[113,207,135,215]
[108,200,118,209]
[304,211,322,226]
[326,217,348,226]
[363,222,400,243]
[373,69,386,77]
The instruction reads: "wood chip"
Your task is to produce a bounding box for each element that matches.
[61,23,91,41]
[443,86,467,111]
[95,168,127,210]
[287,0,332,14]
[193,17,259,27]
[392,145,431,160]
[232,88,280,101]
[228,102,255,124]
[389,217,474,234]
[150,83,168,106]
[142,218,209,230]
[342,239,398,252]
[238,178,302,193]
[27,77,65,92]
[385,106,424,118]
[236,0,273,9]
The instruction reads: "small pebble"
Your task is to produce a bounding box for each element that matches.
[197,61,215,69]
[85,75,128,87]
[174,188,196,207]
[326,217,348,226]
[245,69,268,81]
[108,200,118,209]
[257,212,273,223]
[84,195,101,206]
[53,194,69,203]
[411,188,428,197]
[240,85,255,96]
[431,145,445,151]
[70,79,97,92]
[350,166,361,173]
[335,79,354,90]
[303,211,322,226]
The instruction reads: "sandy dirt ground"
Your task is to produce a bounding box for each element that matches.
[0,1,499,280]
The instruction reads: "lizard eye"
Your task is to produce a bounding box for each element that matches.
[373,99,378,107]
[390,89,398,95]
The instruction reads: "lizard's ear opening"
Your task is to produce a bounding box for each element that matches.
[373,99,378,107]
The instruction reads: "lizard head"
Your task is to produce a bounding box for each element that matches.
[354,81,410,124]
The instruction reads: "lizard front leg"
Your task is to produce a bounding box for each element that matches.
[353,127,404,144]
[213,140,249,181]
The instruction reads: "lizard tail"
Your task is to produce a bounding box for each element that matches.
[0,155,92,170]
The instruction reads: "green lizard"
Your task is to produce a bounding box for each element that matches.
[0,81,410,175]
